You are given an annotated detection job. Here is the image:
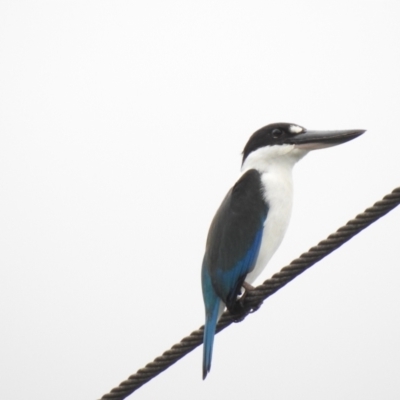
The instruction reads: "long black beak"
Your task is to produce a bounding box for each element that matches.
[290,129,366,150]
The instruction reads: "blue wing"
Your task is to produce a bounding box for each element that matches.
[201,169,268,378]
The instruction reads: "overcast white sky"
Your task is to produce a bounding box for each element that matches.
[1,1,400,399]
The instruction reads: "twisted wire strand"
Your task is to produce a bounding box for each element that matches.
[99,186,400,400]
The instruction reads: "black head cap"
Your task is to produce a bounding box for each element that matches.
[242,122,305,165]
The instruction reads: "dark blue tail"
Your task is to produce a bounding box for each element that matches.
[203,296,220,379]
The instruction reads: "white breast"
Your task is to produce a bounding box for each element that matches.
[245,168,293,283]
[241,145,308,284]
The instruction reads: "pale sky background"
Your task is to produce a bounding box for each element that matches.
[1,1,400,400]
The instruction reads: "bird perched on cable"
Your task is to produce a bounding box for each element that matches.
[201,122,365,379]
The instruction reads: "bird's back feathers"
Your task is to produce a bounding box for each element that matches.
[201,169,268,377]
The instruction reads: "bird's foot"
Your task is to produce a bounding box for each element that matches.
[229,302,247,322]
[242,281,255,293]
[230,282,262,322]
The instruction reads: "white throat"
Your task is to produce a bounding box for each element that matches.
[241,144,308,174]
[241,145,308,284]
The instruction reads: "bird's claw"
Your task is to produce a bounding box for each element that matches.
[229,282,262,322]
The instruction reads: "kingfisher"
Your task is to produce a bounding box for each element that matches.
[201,122,365,379]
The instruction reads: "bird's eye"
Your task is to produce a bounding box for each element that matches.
[272,129,284,138]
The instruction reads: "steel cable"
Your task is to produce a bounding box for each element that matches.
[99,186,400,400]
